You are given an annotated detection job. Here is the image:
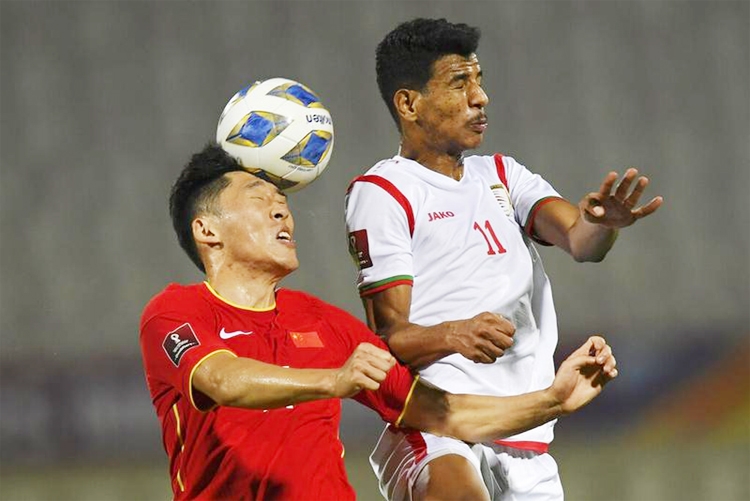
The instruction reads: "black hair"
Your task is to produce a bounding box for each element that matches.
[169,143,246,272]
[376,18,481,127]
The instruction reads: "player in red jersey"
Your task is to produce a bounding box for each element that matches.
[139,143,618,500]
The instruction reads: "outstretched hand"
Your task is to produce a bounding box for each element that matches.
[550,336,618,415]
[579,168,663,228]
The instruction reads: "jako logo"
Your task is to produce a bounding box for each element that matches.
[428,211,455,222]
[306,114,332,125]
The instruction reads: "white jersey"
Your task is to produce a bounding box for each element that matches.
[345,153,564,445]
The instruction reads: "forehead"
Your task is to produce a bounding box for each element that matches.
[223,171,285,198]
[430,53,481,81]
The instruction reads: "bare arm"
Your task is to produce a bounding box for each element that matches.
[400,336,618,443]
[533,169,663,262]
[192,343,396,409]
[364,285,515,370]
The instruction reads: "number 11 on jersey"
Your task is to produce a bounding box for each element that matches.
[473,220,507,255]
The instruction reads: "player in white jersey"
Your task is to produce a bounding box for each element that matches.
[345,18,662,501]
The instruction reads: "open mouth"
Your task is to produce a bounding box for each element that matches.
[277,230,294,243]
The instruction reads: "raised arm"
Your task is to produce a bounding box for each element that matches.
[400,336,618,443]
[532,168,663,262]
[364,284,515,370]
[192,343,396,409]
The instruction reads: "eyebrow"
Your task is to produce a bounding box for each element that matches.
[244,178,287,199]
[448,68,482,85]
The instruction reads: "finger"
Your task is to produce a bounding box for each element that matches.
[602,354,617,376]
[485,332,514,350]
[480,340,505,359]
[598,171,619,197]
[364,354,397,374]
[480,312,515,335]
[470,348,497,364]
[356,343,397,365]
[594,343,612,363]
[624,176,649,208]
[358,363,389,384]
[561,353,598,371]
[357,377,381,392]
[614,168,638,200]
[496,316,516,336]
[598,365,619,385]
[632,196,663,219]
[581,335,606,357]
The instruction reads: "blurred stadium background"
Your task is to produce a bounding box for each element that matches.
[1,1,748,500]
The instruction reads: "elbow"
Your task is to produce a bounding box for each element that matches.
[573,252,606,263]
[570,244,610,263]
[431,394,486,444]
[198,369,240,408]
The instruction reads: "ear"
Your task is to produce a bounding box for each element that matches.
[393,89,421,124]
[192,216,221,249]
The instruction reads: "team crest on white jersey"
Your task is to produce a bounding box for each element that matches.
[490,183,514,218]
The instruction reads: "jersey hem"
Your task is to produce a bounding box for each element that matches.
[523,196,566,246]
[493,439,550,454]
[394,375,420,428]
[360,276,414,297]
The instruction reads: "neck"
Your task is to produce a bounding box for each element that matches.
[205,264,281,309]
[399,137,464,181]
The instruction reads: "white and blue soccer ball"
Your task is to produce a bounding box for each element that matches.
[216,78,334,192]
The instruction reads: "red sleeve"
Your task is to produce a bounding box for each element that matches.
[321,301,416,424]
[139,286,236,411]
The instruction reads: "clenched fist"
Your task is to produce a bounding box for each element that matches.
[448,312,516,364]
[332,343,397,398]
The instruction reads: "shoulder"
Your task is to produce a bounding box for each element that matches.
[277,289,366,331]
[347,157,403,193]
[140,283,212,327]
[276,288,324,310]
[465,153,532,187]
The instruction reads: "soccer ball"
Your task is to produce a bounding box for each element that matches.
[216,78,334,192]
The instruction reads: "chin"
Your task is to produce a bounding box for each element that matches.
[281,258,300,274]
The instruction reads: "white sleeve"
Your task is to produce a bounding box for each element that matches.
[503,156,564,230]
[345,179,414,296]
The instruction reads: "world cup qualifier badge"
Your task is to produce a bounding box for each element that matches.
[162,323,201,367]
[490,183,514,218]
[348,229,373,269]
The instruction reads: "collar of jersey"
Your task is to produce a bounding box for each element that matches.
[203,281,276,312]
[394,155,472,187]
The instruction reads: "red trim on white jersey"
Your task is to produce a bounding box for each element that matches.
[524,196,566,242]
[494,439,550,454]
[350,175,415,236]
[399,426,428,462]
[493,153,509,189]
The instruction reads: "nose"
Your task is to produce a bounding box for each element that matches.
[273,203,290,220]
[469,81,489,108]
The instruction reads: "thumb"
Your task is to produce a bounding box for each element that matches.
[585,195,606,218]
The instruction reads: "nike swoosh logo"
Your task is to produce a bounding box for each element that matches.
[219,328,254,339]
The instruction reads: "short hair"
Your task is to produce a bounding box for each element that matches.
[169,143,246,272]
[376,18,481,126]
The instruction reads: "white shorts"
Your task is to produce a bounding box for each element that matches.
[369,425,563,501]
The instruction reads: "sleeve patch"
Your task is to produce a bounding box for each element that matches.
[162,323,201,367]
[348,229,373,269]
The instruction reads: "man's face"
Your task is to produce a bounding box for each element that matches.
[213,171,299,275]
[415,53,489,154]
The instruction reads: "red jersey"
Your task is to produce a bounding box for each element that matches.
[140,282,415,500]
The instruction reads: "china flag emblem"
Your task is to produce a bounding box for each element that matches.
[289,331,324,348]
